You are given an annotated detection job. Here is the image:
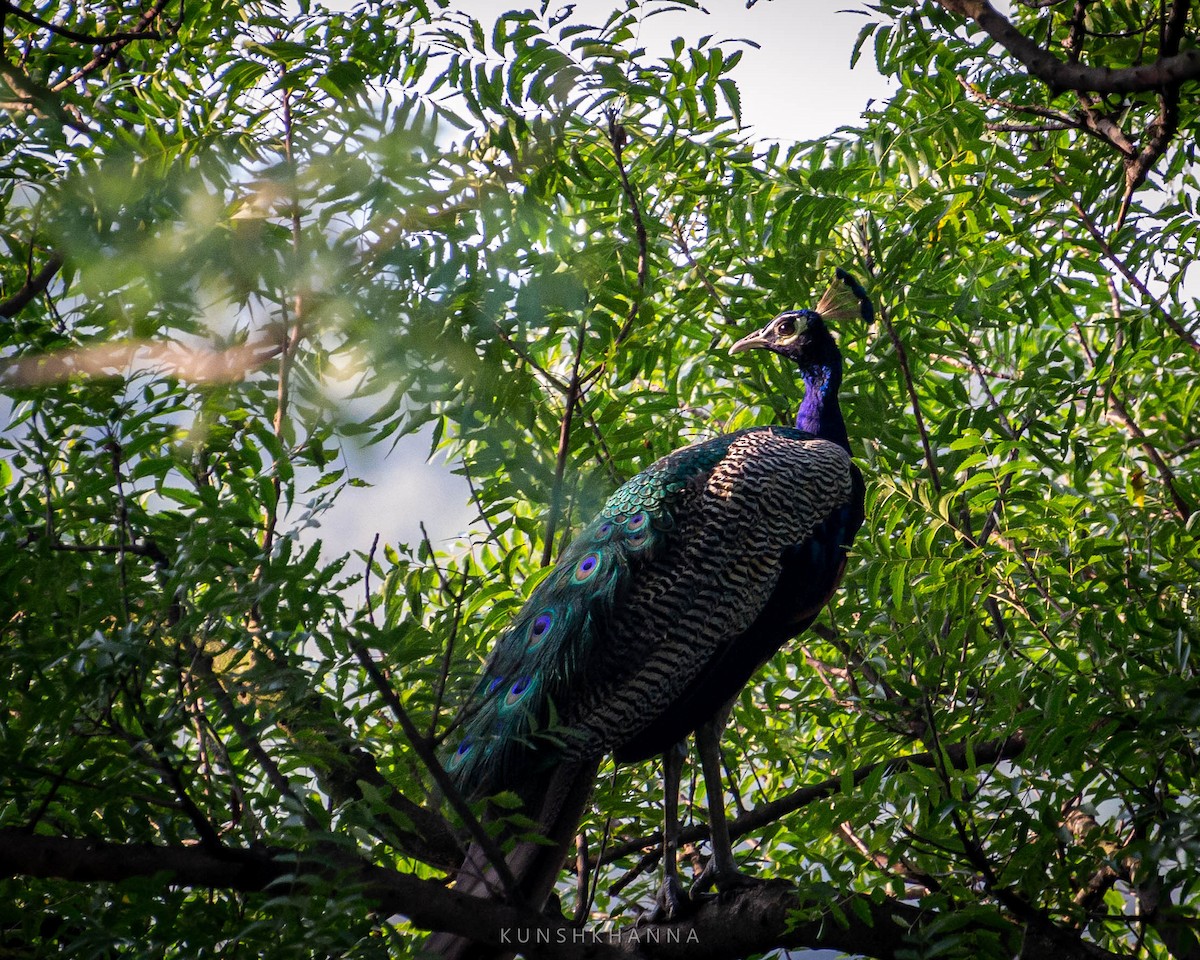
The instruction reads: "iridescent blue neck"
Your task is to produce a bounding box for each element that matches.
[795,360,848,451]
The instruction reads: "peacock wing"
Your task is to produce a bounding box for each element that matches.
[563,427,857,755]
[445,431,742,797]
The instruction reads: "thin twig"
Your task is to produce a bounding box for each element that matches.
[493,321,568,393]
[1106,389,1193,520]
[347,637,520,900]
[1069,314,1193,520]
[859,233,942,493]
[260,84,307,560]
[364,532,380,626]
[541,317,586,568]
[605,110,648,348]
[115,677,224,849]
[579,110,650,387]
[187,647,319,830]
[462,457,497,537]
[429,559,470,740]
[671,219,723,310]
[835,821,939,893]
[1052,173,1199,353]
[0,0,163,44]
[105,431,131,625]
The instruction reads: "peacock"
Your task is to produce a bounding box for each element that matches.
[431,269,871,954]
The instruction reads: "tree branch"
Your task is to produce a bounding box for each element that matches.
[346,634,519,900]
[580,111,650,388]
[931,0,1200,94]
[1053,174,1200,355]
[0,0,162,44]
[597,731,1027,868]
[7,828,1130,960]
[0,334,287,386]
[0,829,617,960]
[0,249,62,318]
[50,0,177,91]
[541,318,586,568]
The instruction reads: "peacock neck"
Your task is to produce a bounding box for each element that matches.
[795,359,848,451]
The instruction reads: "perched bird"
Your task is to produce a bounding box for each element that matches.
[433,270,870,953]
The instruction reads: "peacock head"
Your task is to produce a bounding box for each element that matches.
[729,269,872,369]
[729,308,831,368]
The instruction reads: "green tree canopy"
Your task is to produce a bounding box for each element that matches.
[1,1,1198,958]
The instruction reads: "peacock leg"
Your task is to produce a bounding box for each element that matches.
[642,742,688,922]
[692,708,762,895]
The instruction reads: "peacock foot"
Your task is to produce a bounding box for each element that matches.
[691,860,768,898]
[638,873,690,925]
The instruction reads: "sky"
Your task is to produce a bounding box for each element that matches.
[317,1,894,562]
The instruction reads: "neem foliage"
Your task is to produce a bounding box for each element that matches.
[0,2,1197,958]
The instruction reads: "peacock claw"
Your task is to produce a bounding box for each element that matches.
[639,874,690,925]
[692,862,767,898]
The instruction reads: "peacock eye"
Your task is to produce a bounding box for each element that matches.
[528,611,554,647]
[573,552,601,583]
[505,676,533,706]
[776,318,796,336]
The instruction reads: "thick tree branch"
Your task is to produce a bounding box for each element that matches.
[0,250,62,318]
[0,830,614,960]
[931,0,1200,94]
[7,829,1126,960]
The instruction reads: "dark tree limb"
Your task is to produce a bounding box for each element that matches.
[0,829,1135,960]
[0,250,62,318]
[931,0,1200,94]
[0,830,612,960]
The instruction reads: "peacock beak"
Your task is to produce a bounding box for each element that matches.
[730,327,772,355]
